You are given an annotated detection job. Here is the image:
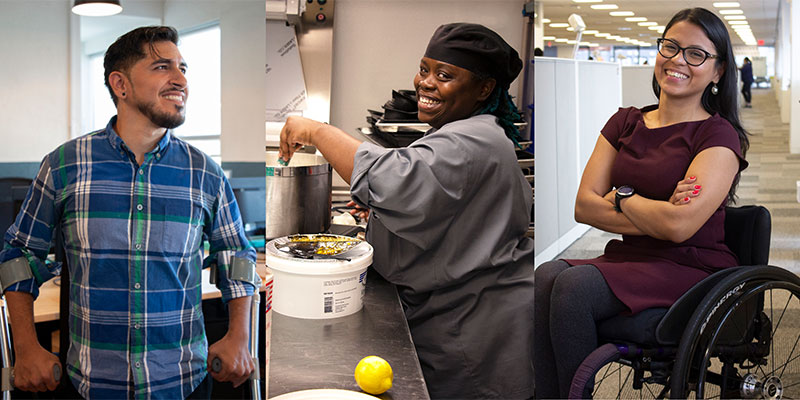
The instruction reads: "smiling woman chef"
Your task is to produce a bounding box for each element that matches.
[279,23,534,399]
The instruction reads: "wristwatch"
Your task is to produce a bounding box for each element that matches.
[614,185,635,213]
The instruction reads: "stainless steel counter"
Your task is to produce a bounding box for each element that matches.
[268,269,430,399]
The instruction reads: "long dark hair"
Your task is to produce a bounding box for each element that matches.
[651,8,749,203]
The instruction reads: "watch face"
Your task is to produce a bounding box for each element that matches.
[618,186,634,196]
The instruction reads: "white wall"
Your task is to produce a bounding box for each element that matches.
[0,1,70,163]
[0,0,264,165]
[329,0,527,138]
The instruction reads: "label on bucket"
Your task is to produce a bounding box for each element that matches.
[323,270,368,314]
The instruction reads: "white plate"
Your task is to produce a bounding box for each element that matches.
[271,389,379,400]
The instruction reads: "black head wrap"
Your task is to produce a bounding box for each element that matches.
[424,23,523,89]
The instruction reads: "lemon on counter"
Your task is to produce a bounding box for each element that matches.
[354,356,393,395]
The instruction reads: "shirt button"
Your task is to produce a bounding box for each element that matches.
[135,362,141,368]
[138,169,144,175]
[134,323,140,329]
[136,204,143,211]
[134,243,142,250]
[134,282,141,289]
[156,153,161,159]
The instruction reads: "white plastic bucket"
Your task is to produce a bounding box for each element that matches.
[265,238,373,319]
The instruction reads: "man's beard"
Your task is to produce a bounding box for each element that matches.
[137,100,186,129]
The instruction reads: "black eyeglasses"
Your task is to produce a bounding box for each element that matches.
[657,38,718,67]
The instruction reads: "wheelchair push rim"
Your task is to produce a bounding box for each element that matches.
[681,280,800,399]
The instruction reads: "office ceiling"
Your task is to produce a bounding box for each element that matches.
[536,0,780,47]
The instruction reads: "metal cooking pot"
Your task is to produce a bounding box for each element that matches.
[265,151,332,239]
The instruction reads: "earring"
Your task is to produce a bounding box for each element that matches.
[122,92,126,97]
[711,83,718,95]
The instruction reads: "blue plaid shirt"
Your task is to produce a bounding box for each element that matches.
[1,117,257,399]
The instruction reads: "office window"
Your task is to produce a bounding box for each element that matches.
[87,24,222,164]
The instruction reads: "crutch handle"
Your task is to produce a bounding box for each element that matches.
[6,363,61,391]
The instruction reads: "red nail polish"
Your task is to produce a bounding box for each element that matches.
[689,176,696,180]
[694,185,701,189]
[684,197,690,201]
[692,190,699,195]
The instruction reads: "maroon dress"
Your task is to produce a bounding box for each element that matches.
[564,105,748,315]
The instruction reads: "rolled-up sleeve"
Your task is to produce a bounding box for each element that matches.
[205,176,258,302]
[1,156,61,299]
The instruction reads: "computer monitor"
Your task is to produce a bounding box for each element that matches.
[0,178,33,237]
[228,177,266,239]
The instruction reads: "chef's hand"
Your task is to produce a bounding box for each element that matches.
[669,176,702,205]
[207,333,254,388]
[12,344,60,392]
[346,200,370,222]
[279,116,326,163]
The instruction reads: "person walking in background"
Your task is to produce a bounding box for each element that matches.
[740,57,754,108]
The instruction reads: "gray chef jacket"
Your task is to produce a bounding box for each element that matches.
[351,114,534,399]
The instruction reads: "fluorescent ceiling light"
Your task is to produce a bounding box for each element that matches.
[567,27,575,31]
[610,11,635,16]
[542,18,551,23]
[588,43,600,47]
[638,22,658,26]
[729,20,748,25]
[719,9,743,14]
[595,33,611,37]
[583,30,599,35]
[573,0,602,2]
[713,2,740,7]
[550,23,570,27]
[567,40,577,44]
[555,38,569,43]
[724,15,746,20]
[591,4,618,9]
[543,36,556,40]
[625,17,647,22]
[648,26,662,31]
[72,0,122,16]
[579,42,591,46]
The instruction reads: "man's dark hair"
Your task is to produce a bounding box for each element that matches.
[103,26,180,106]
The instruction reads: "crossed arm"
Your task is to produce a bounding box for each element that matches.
[574,135,740,243]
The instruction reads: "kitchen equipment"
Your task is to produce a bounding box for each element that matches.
[265,152,332,239]
[265,234,373,319]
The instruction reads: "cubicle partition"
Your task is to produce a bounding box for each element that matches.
[534,58,621,266]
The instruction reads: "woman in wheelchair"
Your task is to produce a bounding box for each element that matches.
[534,8,751,399]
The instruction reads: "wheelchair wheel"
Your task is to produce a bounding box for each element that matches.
[671,268,800,399]
[570,343,671,399]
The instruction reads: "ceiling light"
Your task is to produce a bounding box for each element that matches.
[725,15,746,20]
[588,43,600,47]
[732,25,752,31]
[591,4,618,9]
[583,30,599,35]
[713,2,740,7]
[567,27,575,31]
[625,17,647,22]
[610,11,635,16]
[719,9,743,14]
[595,33,611,37]
[542,18,551,23]
[648,26,663,31]
[72,0,122,16]
[555,38,569,43]
[550,23,570,28]
[579,41,591,46]
[572,0,602,3]
[729,20,748,25]
[567,40,577,44]
[618,27,632,31]
[543,36,556,40]
[638,22,658,26]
